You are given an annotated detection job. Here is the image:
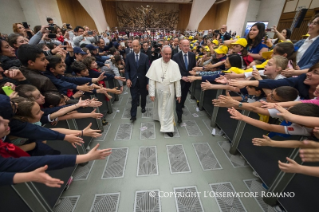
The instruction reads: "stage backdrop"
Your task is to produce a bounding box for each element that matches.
[114,2,179,29]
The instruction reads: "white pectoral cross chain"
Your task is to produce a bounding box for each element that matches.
[161,59,169,82]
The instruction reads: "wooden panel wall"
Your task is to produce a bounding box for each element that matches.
[102,1,119,29]
[198,0,230,31]
[177,4,192,30]
[56,0,97,30]
[277,4,318,40]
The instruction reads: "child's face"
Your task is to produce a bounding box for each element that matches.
[0,116,10,138]
[58,97,66,106]
[266,89,282,103]
[91,61,98,69]
[29,53,48,71]
[246,86,259,96]
[29,102,44,123]
[80,69,89,77]
[231,44,243,53]
[225,57,231,69]
[31,89,45,105]
[51,62,66,75]
[216,53,225,59]
[264,58,278,76]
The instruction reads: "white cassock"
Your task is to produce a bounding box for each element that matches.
[146,58,181,133]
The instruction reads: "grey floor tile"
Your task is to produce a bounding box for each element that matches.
[112,96,123,106]
[102,148,128,179]
[121,107,131,119]
[137,146,158,176]
[90,193,120,212]
[184,120,203,136]
[191,105,206,117]
[187,96,196,104]
[164,126,180,138]
[115,123,132,140]
[167,144,191,174]
[140,122,156,140]
[146,98,154,107]
[202,119,214,134]
[210,182,247,212]
[174,186,204,212]
[142,107,153,118]
[54,195,80,212]
[193,143,222,171]
[73,161,95,181]
[95,124,111,141]
[218,141,249,168]
[182,106,192,117]
[110,107,119,119]
[243,179,276,212]
[134,190,161,212]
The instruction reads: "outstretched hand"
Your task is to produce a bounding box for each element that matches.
[278,157,302,173]
[31,165,64,188]
[83,122,102,138]
[87,143,112,160]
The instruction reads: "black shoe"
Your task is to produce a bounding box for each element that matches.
[130,117,136,122]
[137,102,140,107]
[166,132,174,137]
[177,118,182,124]
[102,119,108,126]
[141,108,146,113]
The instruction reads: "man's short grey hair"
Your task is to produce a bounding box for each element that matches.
[161,45,172,53]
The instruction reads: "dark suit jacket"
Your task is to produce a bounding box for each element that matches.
[171,47,180,59]
[125,52,150,87]
[141,49,151,60]
[172,51,196,77]
[125,47,134,55]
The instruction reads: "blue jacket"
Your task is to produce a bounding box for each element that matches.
[44,71,92,94]
[40,105,69,124]
[0,95,66,142]
[0,155,75,185]
[294,37,319,69]
[88,69,115,81]
[258,74,310,99]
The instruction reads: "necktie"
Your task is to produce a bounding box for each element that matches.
[184,54,188,70]
[135,54,139,66]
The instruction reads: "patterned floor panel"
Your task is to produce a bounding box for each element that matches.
[89,193,120,212]
[183,120,203,136]
[134,190,161,212]
[114,123,133,140]
[54,195,80,212]
[174,186,204,212]
[137,146,158,176]
[193,143,222,171]
[140,122,156,140]
[73,161,95,181]
[166,144,191,174]
[210,182,247,212]
[102,148,128,179]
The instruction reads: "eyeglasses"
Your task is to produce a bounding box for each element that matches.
[269,90,282,102]
[308,21,319,26]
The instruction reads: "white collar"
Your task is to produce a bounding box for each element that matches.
[182,51,188,56]
[134,52,140,56]
[306,35,319,42]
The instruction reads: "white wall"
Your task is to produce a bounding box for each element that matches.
[242,0,261,37]
[226,0,250,37]
[0,0,26,34]
[19,0,41,30]
[33,0,63,26]
[256,0,285,38]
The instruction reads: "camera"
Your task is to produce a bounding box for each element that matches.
[66,24,71,29]
[22,22,29,29]
[88,31,93,35]
[48,33,57,39]
[152,42,162,54]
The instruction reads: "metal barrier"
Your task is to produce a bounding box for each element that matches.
[189,82,319,211]
[0,87,113,211]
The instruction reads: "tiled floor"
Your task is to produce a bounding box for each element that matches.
[56,91,268,212]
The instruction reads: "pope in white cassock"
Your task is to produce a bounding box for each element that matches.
[146,45,182,137]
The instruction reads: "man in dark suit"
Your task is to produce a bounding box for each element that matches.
[171,38,181,58]
[172,39,196,123]
[125,40,150,122]
[125,39,133,55]
[141,42,151,61]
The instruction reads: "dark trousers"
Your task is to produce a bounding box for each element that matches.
[130,78,147,118]
[176,81,191,118]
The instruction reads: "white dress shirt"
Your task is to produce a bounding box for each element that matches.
[297,35,319,63]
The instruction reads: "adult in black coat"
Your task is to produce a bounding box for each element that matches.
[125,40,150,122]
[172,40,196,123]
